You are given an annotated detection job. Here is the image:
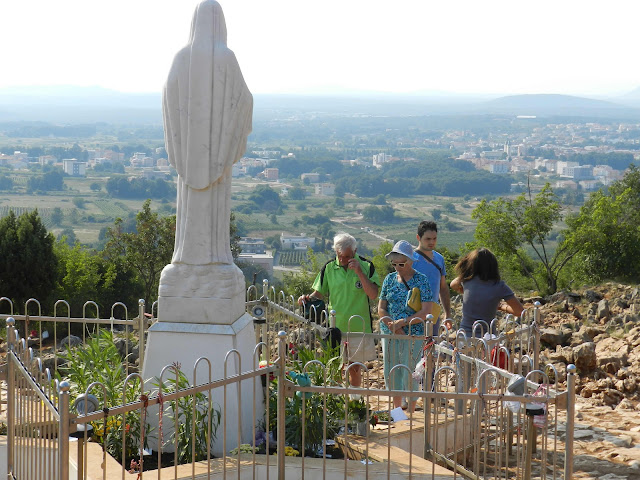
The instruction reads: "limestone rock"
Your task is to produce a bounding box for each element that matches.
[581,383,596,398]
[58,335,82,349]
[114,336,135,360]
[583,325,606,339]
[602,388,624,407]
[596,338,629,373]
[41,352,66,372]
[612,298,629,311]
[573,342,597,373]
[548,363,567,383]
[585,289,604,303]
[623,377,637,393]
[523,295,544,305]
[548,345,574,364]
[540,327,569,348]
[616,398,636,411]
[604,433,633,447]
[597,299,610,321]
[571,330,593,347]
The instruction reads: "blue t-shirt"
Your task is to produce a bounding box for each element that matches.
[412,250,446,302]
[379,270,433,336]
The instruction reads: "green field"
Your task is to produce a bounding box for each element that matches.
[0,173,551,256]
[0,174,174,245]
[230,179,481,255]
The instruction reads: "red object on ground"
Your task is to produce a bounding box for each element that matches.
[490,346,507,369]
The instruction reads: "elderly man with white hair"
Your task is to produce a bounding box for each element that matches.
[298,233,380,388]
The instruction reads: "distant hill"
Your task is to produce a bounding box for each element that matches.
[0,85,160,107]
[0,85,162,124]
[620,86,640,99]
[2,86,640,124]
[616,86,640,108]
[480,93,640,118]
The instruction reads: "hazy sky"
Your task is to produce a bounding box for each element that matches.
[1,0,638,97]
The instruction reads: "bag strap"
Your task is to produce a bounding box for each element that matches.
[318,258,334,292]
[358,254,376,279]
[357,255,376,330]
[414,249,444,276]
[398,274,410,291]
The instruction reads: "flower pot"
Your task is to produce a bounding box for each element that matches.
[355,421,369,436]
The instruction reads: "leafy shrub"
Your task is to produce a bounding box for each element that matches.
[57,329,147,461]
[267,345,344,455]
[152,366,221,464]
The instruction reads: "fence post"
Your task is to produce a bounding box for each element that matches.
[423,319,433,460]
[138,299,145,368]
[6,317,16,479]
[533,302,541,371]
[276,330,287,480]
[58,381,71,480]
[564,364,576,479]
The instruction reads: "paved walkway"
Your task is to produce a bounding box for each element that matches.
[0,436,79,478]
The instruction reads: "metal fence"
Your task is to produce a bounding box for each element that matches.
[2,284,575,479]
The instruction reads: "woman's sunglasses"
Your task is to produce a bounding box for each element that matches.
[391,262,406,268]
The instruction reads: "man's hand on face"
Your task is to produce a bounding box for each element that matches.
[347,257,363,274]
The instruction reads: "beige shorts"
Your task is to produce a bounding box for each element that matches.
[344,332,378,363]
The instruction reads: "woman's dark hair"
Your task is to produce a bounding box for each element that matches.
[455,247,500,283]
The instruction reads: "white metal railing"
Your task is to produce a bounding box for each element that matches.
[3,285,575,479]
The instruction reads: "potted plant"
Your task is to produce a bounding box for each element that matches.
[347,397,377,436]
[266,345,345,456]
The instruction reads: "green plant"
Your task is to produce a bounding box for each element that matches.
[152,366,221,464]
[347,397,377,427]
[56,329,147,461]
[267,345,345,455]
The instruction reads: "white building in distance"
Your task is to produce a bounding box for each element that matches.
[280,233,315,251]
[62,158,87,177]
[373,153,391,168]
[314,183,335,196]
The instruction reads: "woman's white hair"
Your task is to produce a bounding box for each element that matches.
[333,233,357,253]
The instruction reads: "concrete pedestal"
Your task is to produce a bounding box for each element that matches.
[141,313,263,457]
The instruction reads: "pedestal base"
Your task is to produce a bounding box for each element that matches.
[141,313,263,457]
[157,262,246,325]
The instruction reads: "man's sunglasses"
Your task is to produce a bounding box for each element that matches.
[391,262,406,268]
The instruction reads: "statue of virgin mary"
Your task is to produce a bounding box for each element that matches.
[158,0,252,323]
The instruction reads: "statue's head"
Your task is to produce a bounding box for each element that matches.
[190,0,227,47]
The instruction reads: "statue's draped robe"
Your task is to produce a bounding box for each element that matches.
[163,0,252,266]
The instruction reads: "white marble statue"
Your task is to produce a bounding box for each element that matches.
[144,1,259,456]
[158,0,252,324]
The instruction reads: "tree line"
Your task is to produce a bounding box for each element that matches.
[2,166,638,322]
[105,176,176,200]
[471,166,640,295]
[0,201,173,318]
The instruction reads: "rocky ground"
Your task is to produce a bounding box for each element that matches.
[517,283,640,479]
